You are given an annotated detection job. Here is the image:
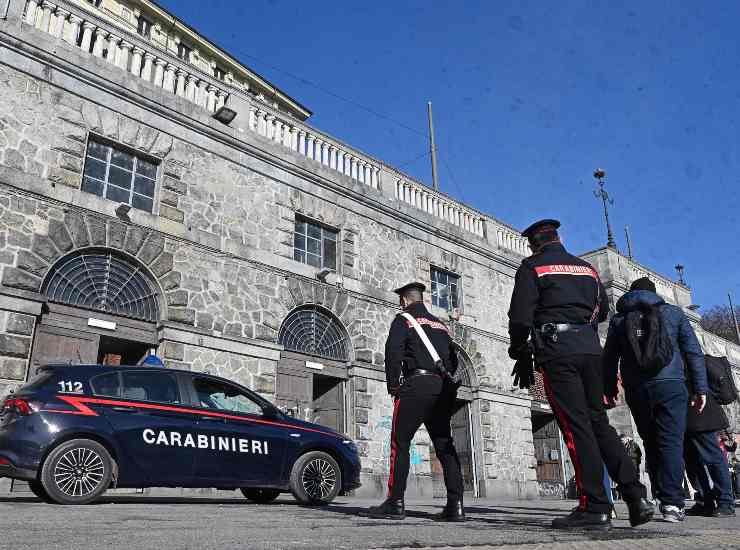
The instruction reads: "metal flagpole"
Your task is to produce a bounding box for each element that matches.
[428,102,440,191]
[729,292,740,344]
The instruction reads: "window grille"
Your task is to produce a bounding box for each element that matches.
[431,267,460,312]
[42,251,160,322]
[278,307,350,361]
[293,218,338,270]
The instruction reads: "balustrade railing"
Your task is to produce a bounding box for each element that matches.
[246,103,381,190]
[23,0,230,114]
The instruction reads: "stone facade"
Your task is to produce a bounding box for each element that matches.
[0,0,737,502]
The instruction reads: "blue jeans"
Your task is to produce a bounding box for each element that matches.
[685,431,735,509]
[625,380,688,508]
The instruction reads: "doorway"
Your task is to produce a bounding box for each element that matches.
[431,399,477,498]
[531,410,566,498]
[97,335,151,365]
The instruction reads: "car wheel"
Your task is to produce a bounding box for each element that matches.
[289,451,341,505]
[40,439,114,505]
[28,480,55,503]
[240,488,281,504]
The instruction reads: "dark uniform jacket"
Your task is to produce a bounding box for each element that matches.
[384,302,458,395]
[508,242,609,364]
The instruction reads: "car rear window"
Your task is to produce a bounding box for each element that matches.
[17,371,54,392]
[121,371,180,404]
[91,373,121,397]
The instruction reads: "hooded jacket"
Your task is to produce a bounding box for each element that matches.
[602,289,708,395]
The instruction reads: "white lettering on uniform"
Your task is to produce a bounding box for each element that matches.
[239,439,249,453]
[184,433,195,448]
[143,428,156,444]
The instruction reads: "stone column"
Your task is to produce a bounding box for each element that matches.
[262,115,274,140]
[206,85,217,111]
[39,1,53,32]
[216,90,227,110]
[336,151,345,175]
[306,134,315,160]
[289,127,298,151]
[65,15,82,45]
[117,41,132,70]
[163,63,177,92]
[273,119,283,143]
[80,22,95,52]
[91,30,106,58]
[130,47,144,76]
[175,69,187,97]
[141,53,155,81]
[349,156,357,179]
[297,130,306,155]
[106,35,120,65]
[248,106,258,131]
[328,146,336,169]
[372,167,380,189]
[25,0,39,26]
[52,8,69,39]
[197,79,208,107]
[256,110,266,136]
[185,76,198,102]
[153,58,166,87]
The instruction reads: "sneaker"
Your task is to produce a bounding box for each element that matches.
[551,508,611,531]
[661,505,685,523]
[712,506,736,518]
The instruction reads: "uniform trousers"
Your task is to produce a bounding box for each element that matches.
[387,374,464,501]
[541,354,644,513]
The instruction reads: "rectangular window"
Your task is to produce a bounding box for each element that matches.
[82,137,158,213]
[293,217,338,270]
[177,42,192,62]
[121,371,180,404]
[137,16,153,39]
[91,373,121,397]
[431,267,460,312]
[214,66,226,81]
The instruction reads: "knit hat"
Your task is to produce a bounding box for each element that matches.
[629,277,656,293]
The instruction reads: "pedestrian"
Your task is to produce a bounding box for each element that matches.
[360,282,465,521]
[602,277,708,523]
[684,375,736,517]
[508,219,652,531]
[620,434,643,480]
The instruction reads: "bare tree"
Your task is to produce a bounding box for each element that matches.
[700,305,740,345]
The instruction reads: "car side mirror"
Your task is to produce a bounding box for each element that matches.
[262,405,280,419]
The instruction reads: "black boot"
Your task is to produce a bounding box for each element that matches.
[358,497,405,520]
[626,497,655,527]
[432,499,466,522]
[551,508,611,531]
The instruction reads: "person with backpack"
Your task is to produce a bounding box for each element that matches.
[684,358,737,517]
[603,277,708,523]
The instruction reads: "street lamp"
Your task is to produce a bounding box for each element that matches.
[675,264,686,286]
[593,169,616,249]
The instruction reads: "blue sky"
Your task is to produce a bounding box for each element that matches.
[160,0,739,310]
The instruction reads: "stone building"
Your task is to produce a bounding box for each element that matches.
[0,0,737,500]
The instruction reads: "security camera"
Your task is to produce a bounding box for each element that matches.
[316,268,334,282]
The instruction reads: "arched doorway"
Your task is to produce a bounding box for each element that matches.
[275,305,351,432]
[431,350,479,498]
[30,249,162,369]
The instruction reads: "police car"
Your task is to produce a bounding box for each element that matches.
[0,364,361,505]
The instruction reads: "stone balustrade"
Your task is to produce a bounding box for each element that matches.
[492,224,529,256]
[624,259,683,303]
[23,0,229,114]
[247,104,381,190]
[393,177,486,238]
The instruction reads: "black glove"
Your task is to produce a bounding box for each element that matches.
[511,352,535,390]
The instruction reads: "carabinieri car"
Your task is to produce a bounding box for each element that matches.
[0,364,361,505]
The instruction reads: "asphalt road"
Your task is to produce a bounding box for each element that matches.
[0,494,739,550]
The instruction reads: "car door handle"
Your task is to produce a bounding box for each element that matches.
[199,415,224,422]
[111,406,138,413]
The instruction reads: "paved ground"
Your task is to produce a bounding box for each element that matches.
[0,493,738,550]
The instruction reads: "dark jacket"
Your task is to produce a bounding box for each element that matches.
[508,242,609,364]
[603,289,709,395]
[384,301,458,395]
[687,391,729,433]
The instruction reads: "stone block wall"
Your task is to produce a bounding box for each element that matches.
[0,308,35,397]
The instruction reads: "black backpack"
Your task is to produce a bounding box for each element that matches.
[705,354,739,405]
[623,303,674,376]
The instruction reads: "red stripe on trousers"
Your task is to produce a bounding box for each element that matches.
[543,373,588,511]
[387,397,401,496]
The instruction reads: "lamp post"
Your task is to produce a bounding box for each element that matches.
[593,169,616,249]
[675,264,686,286]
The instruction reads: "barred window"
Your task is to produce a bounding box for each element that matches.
[293,217,337,270]
[82,137,158,213]
[431,267,460,312]
[137,16,153,39]
[177,42,192,62]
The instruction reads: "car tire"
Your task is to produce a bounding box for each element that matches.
[289,451,342,505]
[28,480,55,503]
[240,488,281,504]
[40,439,114,505]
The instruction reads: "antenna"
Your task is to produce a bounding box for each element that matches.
[592,169,616,249]
[427,102,440,191]
[624,226,634,259]
[729,292,740,345]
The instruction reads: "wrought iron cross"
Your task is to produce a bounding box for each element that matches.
[593,169,616,249]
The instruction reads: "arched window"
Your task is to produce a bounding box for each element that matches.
[42,250,160,322]
[278,306,351,362]
[455,350,477,388]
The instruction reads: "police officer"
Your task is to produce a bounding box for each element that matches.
[508,219,653,530]
[360,282,465,521]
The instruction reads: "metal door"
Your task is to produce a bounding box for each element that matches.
[275,357,313,421]
[531,412,565,498]
[431,399,476,497]
[30,325,99,370]
[311,374,343,431]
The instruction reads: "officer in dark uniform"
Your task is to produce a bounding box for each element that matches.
[360,282,465,521]
[508,219,653,530]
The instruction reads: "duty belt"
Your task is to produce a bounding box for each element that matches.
[535,322,590,343]
[406,369,442,378]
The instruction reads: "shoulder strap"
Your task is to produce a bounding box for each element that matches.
[401,312,441,364]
